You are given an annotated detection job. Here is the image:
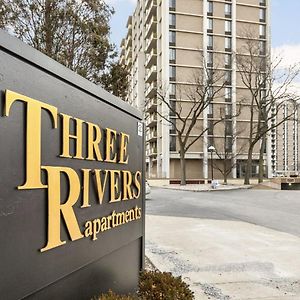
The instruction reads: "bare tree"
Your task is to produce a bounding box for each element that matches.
[211,104,246,184]
[0,0,129,98]
[236,31,300,184]
[153,59,227,185]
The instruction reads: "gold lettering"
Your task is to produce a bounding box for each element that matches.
[105,128,117,163]
[84,221,93,238]
[81,169,91,208]
[92,219,101,241]
[112,211,117,227]
[94,170,108,204]
[119,133,130,164]
[107,215,112,229]
[101,217,108,231]
[122,170,133,200]
[86,122,103,161]
[109,170,121,203]
[40,166,83,252]
[4,90,58,189]
[115,212,125,226]
[60,113,84,159]
[133,171,142,199]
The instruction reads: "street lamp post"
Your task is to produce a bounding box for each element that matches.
[208,145,215,183]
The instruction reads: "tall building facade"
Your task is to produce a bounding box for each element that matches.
[275,103,300,176]
[121,0,271,180]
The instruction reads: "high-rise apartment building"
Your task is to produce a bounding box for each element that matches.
[275,103,300,176]
[121,0,271,180]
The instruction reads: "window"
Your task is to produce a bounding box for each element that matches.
[169,13,176,28]
[259,24,266,38]
[208,120,214,135]
[208,103,213,117]
[225,20,232,34]
[225,136,233,152]
[208,35,213,49]
[170,136,176,151]
[225,54,231,68]
[169,31,176,45]
[225,121,232,135]
[225,70,232,84]
[260,8,266,22]
[169,0,176,10]
[207,18,213,33]
[225,87,232,101]
[170,120,176,133]
[208,1,213,16]
[225,3,232,17]
[170,99,176,115]
[207,52,213,67]
[207,69,214,82]
[170,84,176,99]
[225,37,232,51]
[169,65,176,81]
[208,86,214,99]
[259,0,266,6]
[225,104,232,117]
[169,48,176,63]
[260,40,266,55]
[260,89,266,102]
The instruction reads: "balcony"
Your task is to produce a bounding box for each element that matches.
[145,97,157,113]
[120,55,125,65]
[145,15,157,39]
[145,65,157,83]
[127,23,132,34]
[145,0,157,10]
[146,130,157,142]
[145,48,157,68]
[145,1,157,24]
[145,32,157,53]
[125,48,132,60]
[148,145,158,157]
[146,113,157,127]
[145,82,157,98]
[127,57,132,68]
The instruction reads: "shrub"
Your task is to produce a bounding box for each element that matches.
[95,290,137,300]
[138,270,194,300]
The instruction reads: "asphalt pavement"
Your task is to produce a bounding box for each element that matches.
[145,188,300,300]
[146,188,300,237]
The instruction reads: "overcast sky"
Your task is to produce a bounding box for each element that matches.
[106,0,300,67]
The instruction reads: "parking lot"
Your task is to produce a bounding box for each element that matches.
[146,188,300,299]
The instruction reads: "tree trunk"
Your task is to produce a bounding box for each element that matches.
[179,146,186,185]
[244,146,253,185]
[258,134,266,183]
[223,172,228,185]
[223,160,228,185]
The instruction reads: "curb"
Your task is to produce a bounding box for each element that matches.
[151,185,253,192]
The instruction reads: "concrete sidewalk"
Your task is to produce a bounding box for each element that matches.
[154,183,252,192]
[145,215,300,300]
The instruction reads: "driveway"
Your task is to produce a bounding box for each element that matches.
[145,188,300,299]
